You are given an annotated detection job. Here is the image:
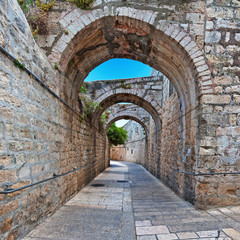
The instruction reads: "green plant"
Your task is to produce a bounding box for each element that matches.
[17,0,33,14]
[100,110,110,123]
[107,123,128,146]
[68,60,74,65]
[65,30,69,35]
[99,110,110,131]
[67,0,96,10]
[120,81,131,89]
[80,83,87,94]
[14,59,25,69]
[31,25,39,39]
[54,62,58,70]
[80,96,102,121]
[36,0,55,11]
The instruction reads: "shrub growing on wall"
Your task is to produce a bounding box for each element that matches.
[107,123,128,146]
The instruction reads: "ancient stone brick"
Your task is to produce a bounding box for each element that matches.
[207,6,234,18]
[0,198,19,216]
[225,106,240,113]
[216,126,240,136]
[0,155,15,167]
[205,31,221,43]
[0,73,10,88]
[186,13,205,24]
[215,86,223,94]
[0,89,22,107]
[1,216,13,234]
[18,166,31,179]
[0,169,18,183]
[199,147,216,155]
[233,94,240,104]
[0,107,14,121]
[213,75,233,85]
[201,95,231,104]
[9,141,24,152]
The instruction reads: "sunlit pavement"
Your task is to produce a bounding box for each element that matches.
[23,161,240,240]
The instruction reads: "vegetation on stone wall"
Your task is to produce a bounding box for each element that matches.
[80,95,102,121]
[120,80,131,89]
[17,0,95,38]
[80,83,87,94]
[67,0,96,10]
[107,123,128,146]
[99,110,110,130]
[36,0,55,11]
[17,0,54,38]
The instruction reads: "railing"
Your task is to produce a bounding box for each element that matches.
[0,45,103,133]
[173,169,240,176]
[0,45,79,115]
[0,165,89,194]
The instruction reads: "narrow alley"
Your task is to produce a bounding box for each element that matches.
[23,162,240,240]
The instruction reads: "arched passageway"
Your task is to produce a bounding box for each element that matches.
[94,92,161,130]
[94,91,161,177]
[107,117,149,166]
[50,14,212,203]
[105,103,151,133]
[1,1,240,239]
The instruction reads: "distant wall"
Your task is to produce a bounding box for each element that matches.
[110,120,147,164]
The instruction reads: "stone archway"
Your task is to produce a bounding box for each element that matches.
[106,115,149,138]
[48,11,213,108]
[105,104,151,137]
[107,116,149,166]
[93,92,161,130]
[47,13,213,196]
[2,2,240,239]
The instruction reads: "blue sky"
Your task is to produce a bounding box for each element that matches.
[85,58,152,82]
[85,58,151,127]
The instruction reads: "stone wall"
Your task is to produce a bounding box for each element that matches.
[1,0,240,238]
[39,0,240,210]
[195,0,240,209]
[110,145,126,161]
[110,120,147,164]
[0,1,109,239]
[17,0,240,210]
[159,74,184,196]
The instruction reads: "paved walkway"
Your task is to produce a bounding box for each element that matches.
[23,161,240,240]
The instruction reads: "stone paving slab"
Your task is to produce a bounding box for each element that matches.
[23,161,240,240]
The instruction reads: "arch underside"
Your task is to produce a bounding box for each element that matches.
[55,13,209,203]
[61,16,200,117]
[61,16,201,148]
[106,115,149,139]
[94,93,161,131]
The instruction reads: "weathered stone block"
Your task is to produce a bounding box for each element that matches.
[216,126,240,136]
[0,89,22,107]
[0,155,15,167]
[213,75,233,85]
[0,169,18,183]
[1,111,15,128]
[201,95,231,104]
[233,94,240,104]
[205,31,221,43]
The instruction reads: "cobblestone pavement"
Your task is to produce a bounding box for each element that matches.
[23,161,240,240]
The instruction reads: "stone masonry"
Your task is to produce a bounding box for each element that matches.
[110,120,147,165]
[0,0,240,239]
[0,1,109,240]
